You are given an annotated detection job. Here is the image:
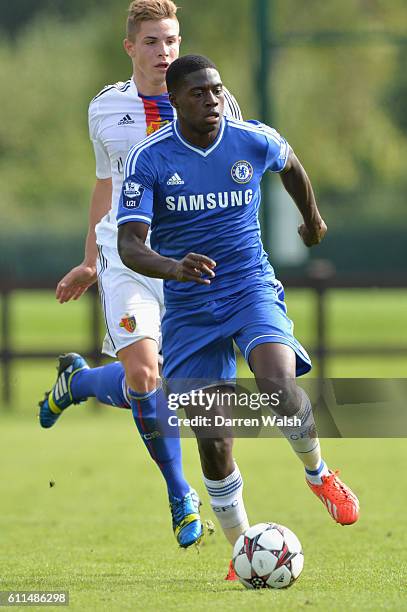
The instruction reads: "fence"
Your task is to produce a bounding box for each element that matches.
[1,265,406,406]
[0,280,103,407]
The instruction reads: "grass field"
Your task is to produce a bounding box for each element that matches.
[1,413,407,611]
[1,289,406,610]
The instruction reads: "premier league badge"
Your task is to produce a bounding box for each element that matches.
[231,160,254,184]
[122,181,144,209]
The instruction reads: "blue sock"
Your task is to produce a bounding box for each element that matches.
[129,386,189,499]
[71,362,129,408]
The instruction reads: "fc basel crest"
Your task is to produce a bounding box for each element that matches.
[231,160,253,184]
[147,120,170,135]
[119,315,136,333]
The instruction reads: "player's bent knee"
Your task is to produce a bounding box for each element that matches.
[125,364,158,394]
[255,374,302,416]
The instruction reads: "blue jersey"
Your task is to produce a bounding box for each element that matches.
[117,117,290,306]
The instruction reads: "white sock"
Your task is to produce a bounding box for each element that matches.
[305,459,330,485]
[203,463,249,547]
[276,388,323,470]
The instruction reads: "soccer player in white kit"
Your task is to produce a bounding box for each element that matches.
[39,0,243,554]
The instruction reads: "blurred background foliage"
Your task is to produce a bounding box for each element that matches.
[0,0,406,272]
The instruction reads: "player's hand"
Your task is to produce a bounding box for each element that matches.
[56,263,97,303]
[298,219,327,247]
[174,253,216,285]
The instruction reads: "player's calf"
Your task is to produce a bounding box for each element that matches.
[197,437,235,480]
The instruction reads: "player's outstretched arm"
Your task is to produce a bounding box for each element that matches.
[56,178,112,303]
[280,149,327,247]
[118,222,216,285]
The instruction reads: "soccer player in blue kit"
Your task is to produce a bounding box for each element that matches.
[116,55,360,553]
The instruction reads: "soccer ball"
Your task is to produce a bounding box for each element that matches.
[232,522,304,589]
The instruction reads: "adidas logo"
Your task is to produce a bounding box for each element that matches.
[118,114,135,125]
[54,367,72,400]
[167,172,184,185]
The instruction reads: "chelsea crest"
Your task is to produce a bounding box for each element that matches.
[231,160,253,184]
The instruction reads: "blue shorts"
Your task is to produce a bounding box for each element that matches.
[162,280,311,391]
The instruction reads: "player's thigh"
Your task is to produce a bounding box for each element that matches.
[233,282,312,378]
[161,306,236,392]
[249,342,296,379]
[97,245,162,357]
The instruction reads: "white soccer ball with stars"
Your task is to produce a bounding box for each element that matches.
[232,522,304,589]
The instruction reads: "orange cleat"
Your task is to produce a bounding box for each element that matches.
[225,560,238,581]
[307,470,359,525]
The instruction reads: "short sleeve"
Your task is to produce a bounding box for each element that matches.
[249,121,290,173]
[116,147,155,227]
[223,87,243,120]
[89,101,111,179]
[264,124,290,173]
[91,139,111,179]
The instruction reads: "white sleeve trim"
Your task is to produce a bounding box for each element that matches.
[117,214,152,226]
[269,141,290,173]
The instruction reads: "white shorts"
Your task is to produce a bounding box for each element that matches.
[97,245,165,357]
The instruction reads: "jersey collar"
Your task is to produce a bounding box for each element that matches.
[130,76,171,102]
[174,118,225,157]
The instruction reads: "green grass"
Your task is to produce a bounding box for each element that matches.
[1,289,406,609]
[1,412,406,611]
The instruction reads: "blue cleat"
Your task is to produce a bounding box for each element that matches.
[38,353,89,428]
[169,488,203,548]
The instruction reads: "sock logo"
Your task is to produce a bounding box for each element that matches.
[212,500,239,512]
[143,431,161,441]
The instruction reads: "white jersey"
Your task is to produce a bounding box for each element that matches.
[89,76,243,249]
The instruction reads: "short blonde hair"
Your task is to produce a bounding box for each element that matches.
[127,0,179,39]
